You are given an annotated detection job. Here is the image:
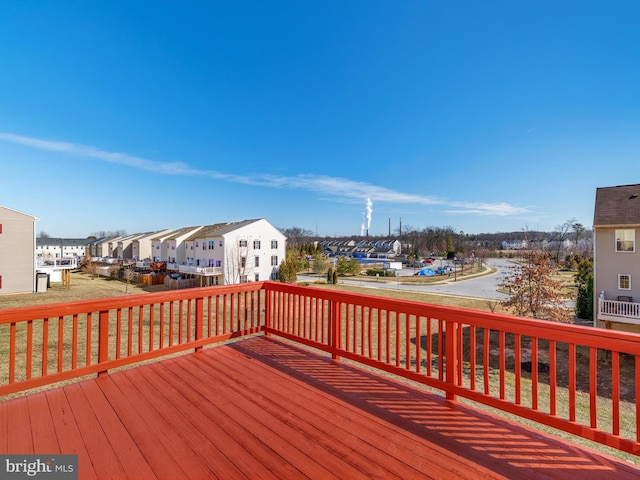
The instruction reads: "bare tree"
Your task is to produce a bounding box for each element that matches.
[552,218,576,264]
[123,267,136,293]
[499,250,573,323]
[38,231,51,238]
[224,236,249,284]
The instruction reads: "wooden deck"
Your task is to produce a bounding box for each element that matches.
[1,336,639,480]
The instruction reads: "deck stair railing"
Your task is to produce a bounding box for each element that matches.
[1,281,639,457]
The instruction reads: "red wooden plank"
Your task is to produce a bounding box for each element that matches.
[107,371,219,480]
[5,396,33,454]
[120,365,243,479]
[153,361,313,480]
[78,380,157,479]
[45,388,98,480]
[191,348,446,479]
[215,340,496,480]
[27,393,59,453]
[63,382,128,479]
[0,401,8,452]
[95,376,189,480]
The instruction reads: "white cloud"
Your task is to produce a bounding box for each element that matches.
[0,132,531,218]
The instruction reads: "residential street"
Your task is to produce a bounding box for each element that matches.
[297,258,517,301]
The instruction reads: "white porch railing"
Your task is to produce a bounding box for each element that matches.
[178,265,223,276]
[36,257,78,269]
[598,295,640,325]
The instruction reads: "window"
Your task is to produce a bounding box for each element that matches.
[616,229,635,252]
[219,240,223,247]
[240,275,248,283]
[255,256,259,267]
[208,240,215,250]
[239,239,248,247]
[241,256,246,268]
[619,274,631,290]
[271,240,278,249]
[271,255,278,266]
[253,240,261,249]
[255,273,260,282]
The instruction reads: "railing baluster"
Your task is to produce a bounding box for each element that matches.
[9,322,16,384]
[612,351,620,436]
[531,337,538,410]
[569,343,576,422]
[590,347,598,428]
[27,320,33,379]
[549,339,556,416]
[514,333,520,404]
[483,327,490,394]
[57,316,64,373]
[470,325,476,391]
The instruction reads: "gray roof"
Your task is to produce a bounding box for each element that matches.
[593,184,640,227]
[36,238,89,247]
[184,219,262,241]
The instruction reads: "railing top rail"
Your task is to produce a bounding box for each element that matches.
[0,281,265,324]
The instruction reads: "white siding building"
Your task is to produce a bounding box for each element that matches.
[179,219,286,285]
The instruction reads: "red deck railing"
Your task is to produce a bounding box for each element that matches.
[2,281,640,457]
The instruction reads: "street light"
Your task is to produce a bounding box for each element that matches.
[454,257,457,282]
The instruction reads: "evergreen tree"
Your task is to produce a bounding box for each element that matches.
[278,253,299,283]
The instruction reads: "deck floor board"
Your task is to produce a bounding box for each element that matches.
[1,336,639,480]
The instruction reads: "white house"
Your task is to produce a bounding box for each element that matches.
[176,219,286,285]
[36,238,88,260]
[0,205,38,294]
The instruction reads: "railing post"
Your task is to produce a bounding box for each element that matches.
[98,309,109,377]
[264,288,272,337]
[195,296,204,352]
[445,320,458,401]
[331,300,341,361]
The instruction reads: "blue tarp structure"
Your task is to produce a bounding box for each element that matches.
[415,268,436,276]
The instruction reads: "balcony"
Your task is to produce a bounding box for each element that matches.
[1,283,640,478]
[178,264,223,276]
[36,257,78,269]
[598,294,640,325]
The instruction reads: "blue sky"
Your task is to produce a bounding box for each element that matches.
[1,1,639,238]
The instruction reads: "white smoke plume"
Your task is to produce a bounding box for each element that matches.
[366,197,373,233]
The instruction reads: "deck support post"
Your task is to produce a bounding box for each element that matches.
[445,320,458,401]
[195,297,204,352]
[331,300,341,361]
[264,289,272,337]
